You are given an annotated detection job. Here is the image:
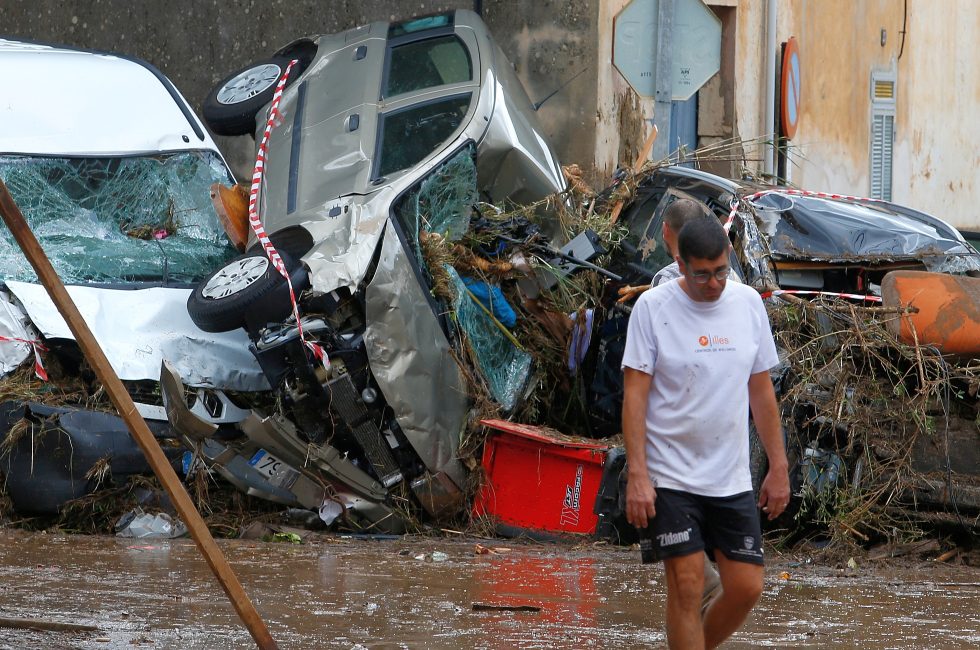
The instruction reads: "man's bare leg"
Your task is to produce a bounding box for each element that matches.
[702,554,764,649]
[663,552,706,649]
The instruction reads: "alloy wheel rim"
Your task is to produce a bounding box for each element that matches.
[201,256,270,299]
[216,64,282,105]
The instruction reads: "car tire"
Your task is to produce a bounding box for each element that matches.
[187,249,309,333]
[202,57,296,136]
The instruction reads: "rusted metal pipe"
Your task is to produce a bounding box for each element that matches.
[0,179,278,650]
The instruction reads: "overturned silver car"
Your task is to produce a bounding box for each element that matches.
[174,10,567,531]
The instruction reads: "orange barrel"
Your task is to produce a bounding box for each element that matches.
[881,270,980,357]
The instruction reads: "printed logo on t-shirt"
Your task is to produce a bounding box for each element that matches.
[695,333,735,353]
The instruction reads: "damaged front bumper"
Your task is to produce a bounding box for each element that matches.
[159,361,462,532]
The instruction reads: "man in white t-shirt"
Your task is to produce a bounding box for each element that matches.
[622,216,789,649]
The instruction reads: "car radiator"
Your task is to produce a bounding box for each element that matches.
[327,373,403,488]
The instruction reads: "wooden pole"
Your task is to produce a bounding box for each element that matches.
[609,124,658,224]
[0,180,278,650]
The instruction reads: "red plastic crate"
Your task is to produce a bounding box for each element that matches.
[472,419,610,536]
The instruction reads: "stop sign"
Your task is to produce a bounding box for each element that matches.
[613,0,722,100]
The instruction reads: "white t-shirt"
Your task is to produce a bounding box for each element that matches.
[622,280,778,496]
[652,261,682,287]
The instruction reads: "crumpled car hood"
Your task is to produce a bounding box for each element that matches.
[6,282,268,391]
[754,193,980,271]
[297,187,394,294]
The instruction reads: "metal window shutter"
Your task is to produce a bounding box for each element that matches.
[871,112,894,201]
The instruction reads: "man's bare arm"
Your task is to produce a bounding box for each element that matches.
[748,370,790,520]
[623,367,656,528]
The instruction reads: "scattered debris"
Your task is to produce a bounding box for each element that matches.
[867,539,941,561]
[471,603,541,613]
[0,616,98,633]
[238,522,316,543]
[1,18,977,554]
[474,544,512,555]
[115,509,187,539]
[934,548,961,563]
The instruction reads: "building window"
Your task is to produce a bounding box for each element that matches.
[870,71,896,200]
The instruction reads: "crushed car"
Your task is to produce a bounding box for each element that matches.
[0,38,263,514]
[167,9,569,532]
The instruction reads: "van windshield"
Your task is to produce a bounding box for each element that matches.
[0,151,236,284]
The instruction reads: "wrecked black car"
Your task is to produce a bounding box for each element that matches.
[611,165,980,294]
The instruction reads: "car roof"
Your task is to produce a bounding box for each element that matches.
[650,165,977,264]
[0,38,217,156]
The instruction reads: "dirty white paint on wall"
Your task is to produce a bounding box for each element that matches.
[774,0,977,230]
[595,0,654,176]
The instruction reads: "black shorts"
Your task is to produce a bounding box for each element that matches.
[643,488,764,565]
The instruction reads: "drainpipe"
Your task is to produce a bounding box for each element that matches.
[764,0,778,178]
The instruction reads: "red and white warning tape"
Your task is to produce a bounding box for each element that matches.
[759,289,882,303]
[246,60,329,370]
[0,335,47,380]
[247,60,297,280]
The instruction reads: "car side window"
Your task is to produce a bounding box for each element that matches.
[376,95,471,177]
[383,36,472,98]
[620,191,674,278]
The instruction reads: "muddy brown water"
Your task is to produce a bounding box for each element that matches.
[0,529,976,649]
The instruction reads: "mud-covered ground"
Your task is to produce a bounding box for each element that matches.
[0,529,976,649]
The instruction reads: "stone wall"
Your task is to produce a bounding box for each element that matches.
[2,0,599,180]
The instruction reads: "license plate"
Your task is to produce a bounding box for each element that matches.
[249,449,299,490]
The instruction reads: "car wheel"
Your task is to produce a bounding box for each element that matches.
[187,249,309,333]
[202,57,295,136]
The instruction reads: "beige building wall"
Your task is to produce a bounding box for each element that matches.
[773,0,977,229]
[892,1,978,230]
[597,0,977,231]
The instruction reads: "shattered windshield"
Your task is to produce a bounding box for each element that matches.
[395,143,532,410]
[0,151,237,284]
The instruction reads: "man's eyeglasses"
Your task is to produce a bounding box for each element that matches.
[690,267,731,284]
